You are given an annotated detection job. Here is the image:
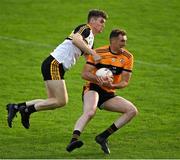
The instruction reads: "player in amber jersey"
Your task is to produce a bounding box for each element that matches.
[67,29,138,154]
[85,45,133,93]
[6,9,108,129]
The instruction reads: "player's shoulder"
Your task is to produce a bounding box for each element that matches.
[121,48,133,59]
[73,24,92,38]
[95,45,110,54]
[74,24,91,32]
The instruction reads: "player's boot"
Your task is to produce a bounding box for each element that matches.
[6,104,18,128]
[66,140,84,152]
[95,135,110,154]
[19,106,30,129]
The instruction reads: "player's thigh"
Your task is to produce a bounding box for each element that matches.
[103,96,135,113]
[83,91,99,113]
[45,80,68,100]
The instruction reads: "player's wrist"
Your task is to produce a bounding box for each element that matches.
[89,49,95,55]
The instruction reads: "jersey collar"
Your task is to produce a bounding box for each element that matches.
[87,24,92,30]
[109,46,122,55]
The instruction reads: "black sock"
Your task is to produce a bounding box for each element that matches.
[17,103,36,114]
[98,123,118,139]
[26,105,37,114]
[15,102,26,109]
[70,130,81,143]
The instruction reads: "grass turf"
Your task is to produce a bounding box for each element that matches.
[0,0,179,159]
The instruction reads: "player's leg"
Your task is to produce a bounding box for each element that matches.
[18,79,68,129]
[7,55,68,129]
[73,90,98,132]
[95,96,138,153]
[103,96,138,129]
[66,90,99,152]
[34,79,68,110]
[21,79,68,110]
[32,55,68,110]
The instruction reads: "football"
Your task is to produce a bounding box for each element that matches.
[95,68,113,77]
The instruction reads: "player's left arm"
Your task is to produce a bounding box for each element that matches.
[111,71,132,89]
[114,52,133,89]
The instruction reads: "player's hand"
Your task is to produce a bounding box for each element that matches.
[106,76,113,83]
[91,50,101,64]
[93,53,101,64]
[96,76,106,86]
[96,76,113,87]
[102,81,114,89]
[102,77,114,88]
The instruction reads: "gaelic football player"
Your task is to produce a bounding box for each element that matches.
[66,29,138,154]
[6,9,108,129]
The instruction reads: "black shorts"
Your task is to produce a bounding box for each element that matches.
[41,55,65,80]
[82,83,116,109]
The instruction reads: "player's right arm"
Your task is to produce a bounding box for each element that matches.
[82,63,112,86]
[71,33,101,63]
[81,63,99,84]
[72,33,95,55]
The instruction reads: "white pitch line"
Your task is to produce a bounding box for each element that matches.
[0,35,53,48]
[135,60,180,71]
[1,35,180,71]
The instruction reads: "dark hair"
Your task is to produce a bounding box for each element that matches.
[109,29,126,40]
[88,9,108,22]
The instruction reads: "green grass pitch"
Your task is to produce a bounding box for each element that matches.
[0,0,179,159]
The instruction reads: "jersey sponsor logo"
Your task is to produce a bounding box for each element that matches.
[112,58,116,62]
[120,58,125,64]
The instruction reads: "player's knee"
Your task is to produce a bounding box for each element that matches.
[56,100,68,107]
[128,104,138,117]
[56,98,68,107]
[84,111,96,119]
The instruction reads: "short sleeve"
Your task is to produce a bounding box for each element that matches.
[124,55,134,72]
[74,25,90,39]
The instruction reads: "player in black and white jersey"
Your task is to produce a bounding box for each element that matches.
[6,9,108,129]
[51,24,94,70]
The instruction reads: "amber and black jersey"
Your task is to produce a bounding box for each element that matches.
[86,45,134,93]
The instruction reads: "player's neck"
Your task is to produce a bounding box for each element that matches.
[88,23,98,35]
[110,46,122,54]
[91,28,98,35]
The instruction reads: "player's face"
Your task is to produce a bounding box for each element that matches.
[91,17,106,34]
[111,34,127,52]
[116,34,127,48]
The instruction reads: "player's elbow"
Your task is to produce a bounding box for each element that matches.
[117,81,129,89]
[81,72,87,80]
[123,82,129,88]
